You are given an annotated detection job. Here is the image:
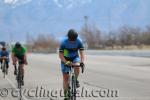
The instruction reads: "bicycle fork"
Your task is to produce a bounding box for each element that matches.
[69,68,77,100]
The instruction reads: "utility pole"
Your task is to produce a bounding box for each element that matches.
[108,5,114,49]
[108,6,112,38]
[84,16,88,33]
[83,16,89,49]
[9,33,13,49]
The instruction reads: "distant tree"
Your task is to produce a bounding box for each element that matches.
[26,33,58,53]
[26,33,35,52]
[116,26,141,48]
[141,26,150,45]
[80,24,102,49]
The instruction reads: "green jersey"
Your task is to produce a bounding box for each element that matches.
[12,47,26,57]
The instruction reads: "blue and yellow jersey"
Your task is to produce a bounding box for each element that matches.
[59,37,84,58]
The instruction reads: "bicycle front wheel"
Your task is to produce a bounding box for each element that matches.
[2,61,6,78]
[71,75,76,100]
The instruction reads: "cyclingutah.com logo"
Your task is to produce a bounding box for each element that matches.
[0,86,119,99]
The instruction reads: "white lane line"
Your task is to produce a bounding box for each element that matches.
[5,77,29,100]
[5,77,16,88]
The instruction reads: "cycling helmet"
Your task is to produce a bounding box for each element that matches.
[67,29,78,41]
[15,42,21,48]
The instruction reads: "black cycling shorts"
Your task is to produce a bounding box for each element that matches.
[15,55,25,64]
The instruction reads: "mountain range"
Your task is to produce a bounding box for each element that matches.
[0,0,150,42]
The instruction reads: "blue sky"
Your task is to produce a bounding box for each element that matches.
[0,0,150,42]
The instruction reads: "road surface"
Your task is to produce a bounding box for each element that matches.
[0,52,150,100]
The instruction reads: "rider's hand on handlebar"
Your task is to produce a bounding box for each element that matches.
[80,62,85,67]
[2,56,7,59]
[65,61,72,66]
[12,58,17,65]
[80,62,85,73]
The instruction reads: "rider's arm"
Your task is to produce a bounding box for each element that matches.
[11,48,16,63]
[11,52,14,59]
[59,52,67,63]
[78,39,85,63]
[24,53,27,60]
[23,47,28,64]
[24,52,27,62]
[11,52,15,62]
[11,48,14,59]
[59,41,67,63]
[79,50,84,63]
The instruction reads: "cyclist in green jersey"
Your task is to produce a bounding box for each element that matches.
[11,42,27,85]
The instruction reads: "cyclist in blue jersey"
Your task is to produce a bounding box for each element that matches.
[0,46,9,74]
[59,29,85,97]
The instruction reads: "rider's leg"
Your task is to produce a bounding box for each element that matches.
[18,55,26,86]
[14,64,17,70]
[19,64,25,85]
[20,64,24,79]
[61,62,70,97]
[6,61,9,69]
[63,73,69,96]
[73,57,81,80]
[13,57,17,75]
[73,57,81,88]
[19,56,25,79]
[6,61,9,74]
[74,63,80,80]
[14,65,17,75]
[74,63,80,88]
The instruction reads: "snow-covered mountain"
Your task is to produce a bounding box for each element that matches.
[0,0,150,42]
[3,0,32,7]
[53,0,92,9]
[2,0,92,8]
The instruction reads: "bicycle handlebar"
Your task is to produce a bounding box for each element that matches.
[0,57,8,60]
[67,63,85,73]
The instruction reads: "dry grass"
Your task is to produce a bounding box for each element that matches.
[103,45,150,50]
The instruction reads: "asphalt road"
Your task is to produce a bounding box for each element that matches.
[0,53,150,100]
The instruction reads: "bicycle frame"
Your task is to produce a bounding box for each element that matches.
[17,64,22,89]
[14,60,23,100]
[2,58,7,78]
[68,65,81,100]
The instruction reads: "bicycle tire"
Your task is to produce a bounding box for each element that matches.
[71,75,76,100]
[2,60,6,78]
[4,62,6,78]
[17,66,22,89]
